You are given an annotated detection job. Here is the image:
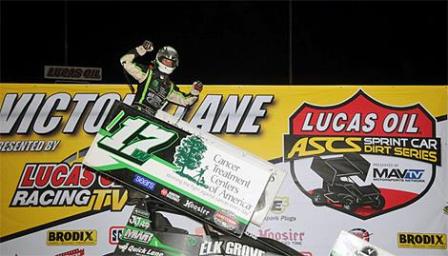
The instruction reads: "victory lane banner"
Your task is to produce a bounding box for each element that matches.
[83,101,277,237]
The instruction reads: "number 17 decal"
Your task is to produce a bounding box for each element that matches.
[99,114,178,164]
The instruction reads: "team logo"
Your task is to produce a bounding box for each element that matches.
[284,91,441,219]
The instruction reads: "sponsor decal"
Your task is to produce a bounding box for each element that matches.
[270,196,289,214]
[349,228,372,242]
[133,174,157,191]
[10,161,126,211]
[258,229,305,246]
[174,135,209,188]
[183,199,211,217]
[47,230,97,246]
[133,207,150,218]
[198,241,266,256]
[263,215,296,223]
[121,227,154,244]
[213,210,239,231]
[54,248,85,256]
[109,226,125,245]
[372,167,425,183]
[117,242,165,255]
[264,196,296,222]
[397,232,447,249]
[160,188,181,203]
[129,214,151,229]
[207,153,255,212]
[284,91,441,218]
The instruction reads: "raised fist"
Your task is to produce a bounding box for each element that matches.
[192,80,203,92]
[142,40,154,52]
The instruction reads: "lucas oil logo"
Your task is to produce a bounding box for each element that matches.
[4,149,128,243]
[10,161,127,211]
[283,91,441,219]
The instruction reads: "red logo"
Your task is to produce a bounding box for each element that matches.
[54,248,85,256]
[289,91,433,138]
[284,91,440,219]
[213,210,238,231]
[108,226,125,244]
[160,188,169,196]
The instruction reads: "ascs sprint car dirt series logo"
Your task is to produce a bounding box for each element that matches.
[283,91,441,219]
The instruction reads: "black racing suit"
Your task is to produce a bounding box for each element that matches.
[120,45,200,203]
[120,46,199,115]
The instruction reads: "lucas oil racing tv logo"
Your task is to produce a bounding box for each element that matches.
[6,149,128,242]
[10,160,127,210]
[283,91,441,219]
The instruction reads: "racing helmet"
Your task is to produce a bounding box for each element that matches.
[155,46,179,74]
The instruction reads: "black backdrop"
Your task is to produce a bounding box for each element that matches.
[1,1,447,85]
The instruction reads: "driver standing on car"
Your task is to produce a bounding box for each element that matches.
[120,40,203,204]
[120,40,203,115]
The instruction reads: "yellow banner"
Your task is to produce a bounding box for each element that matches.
[1,83,447,240]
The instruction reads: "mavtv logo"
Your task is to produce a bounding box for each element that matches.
[373,168,424,181]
